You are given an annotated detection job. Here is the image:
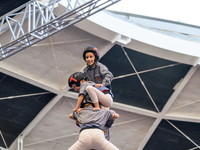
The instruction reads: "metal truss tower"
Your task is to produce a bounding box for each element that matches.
[0,0,120,61]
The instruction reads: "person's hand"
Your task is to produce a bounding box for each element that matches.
[73,108,78,112]
[95,84,103,88]
[77,108,83,113]
[110,110,119,119]
[93,107,100,110]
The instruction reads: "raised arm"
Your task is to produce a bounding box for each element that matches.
[73,94,84,112]
[68,113,80,126]
[68,113,75,120]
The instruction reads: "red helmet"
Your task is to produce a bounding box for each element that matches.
[83,46,100,62]
[68,72,85,87]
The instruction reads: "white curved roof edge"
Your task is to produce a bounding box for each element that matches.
[86,11,200,64]
[57,1,200,65]
[107,10,200,37]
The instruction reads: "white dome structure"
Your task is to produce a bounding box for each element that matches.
[0,0,200,150]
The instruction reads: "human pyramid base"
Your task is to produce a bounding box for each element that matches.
[68,46,119,150]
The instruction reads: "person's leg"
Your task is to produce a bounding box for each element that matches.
[86,86,113,109]
[91,129,119,150]
[100,141,119,150]
[68,130,92,150]
[68,140,82,150]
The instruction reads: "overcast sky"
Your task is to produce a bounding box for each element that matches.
[107,0,200,26]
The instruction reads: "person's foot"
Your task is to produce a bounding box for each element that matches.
[93,102,100,110]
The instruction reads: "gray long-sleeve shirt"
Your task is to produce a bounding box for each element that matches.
[83,62,113,87]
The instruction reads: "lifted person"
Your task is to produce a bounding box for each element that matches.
[68,72,113,111]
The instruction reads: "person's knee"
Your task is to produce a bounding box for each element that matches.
[86,85,93,92]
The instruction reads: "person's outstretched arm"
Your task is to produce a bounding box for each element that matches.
[68,113,75,120]
[68,113,80,126]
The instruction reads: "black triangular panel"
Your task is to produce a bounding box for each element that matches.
[0,73,56,147]
[0,0,30,16]
[139,64,191,111]
[0,73,48,98]
[124,46,178,72]
[100,44,135,77]
[144,120,200,150]
[112,75,157,111]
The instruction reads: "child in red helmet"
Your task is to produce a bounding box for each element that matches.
[83,46,114,90]
[68,72,113,111]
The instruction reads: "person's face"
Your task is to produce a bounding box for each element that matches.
[72,83,80,92]
[85,52,95,66]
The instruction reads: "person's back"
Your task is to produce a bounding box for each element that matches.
[68,104,119,150]
[73,105,113,129]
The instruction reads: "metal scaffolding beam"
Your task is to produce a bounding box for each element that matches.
[0,0,120,61]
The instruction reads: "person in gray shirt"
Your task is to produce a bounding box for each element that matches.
[83,46,114,90]
[68,103,119,150]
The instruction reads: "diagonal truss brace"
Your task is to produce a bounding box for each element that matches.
[0,0,120,61]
